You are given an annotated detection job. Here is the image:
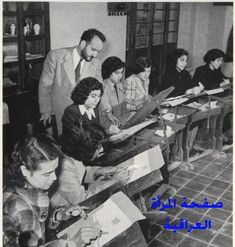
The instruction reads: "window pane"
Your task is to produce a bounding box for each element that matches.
[136,35,148,48]
[169,10,178,20]
[168,32,177,43]
[168,21,177,32]
[170,3,180,9]
[155,2,164,9]
[153,22,163,33]
[153,34,163,45]
[136,23,149,35]
[154,10,164,21]
[137,10,150,22]
[137,3,150,10]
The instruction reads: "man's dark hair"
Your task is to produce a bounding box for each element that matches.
[80,28,106,43]
[203,48,225,64]
[71,77,103,105]
[101,56,125,80]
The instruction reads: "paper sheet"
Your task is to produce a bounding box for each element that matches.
[57,192,145,247]
[205,88,224,95]
[154,125,175,137]
[115,145,164,184]
[162,113,185,122]
[161,97,189,107]
[187,101,218,111]
[109,118,157,144]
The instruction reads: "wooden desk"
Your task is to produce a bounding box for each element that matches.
[183,96,221,159]
[134,121,185,162]
[212,91,233,151]
[52,183,147,247]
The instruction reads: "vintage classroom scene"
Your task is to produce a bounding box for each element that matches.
[2,1,233,247]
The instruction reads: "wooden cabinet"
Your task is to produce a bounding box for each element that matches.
[3,2,50,96]
[126,2,180,94]
[3,2,50,150]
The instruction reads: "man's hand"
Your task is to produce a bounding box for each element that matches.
[72,226,102,247]
[40,113,51,125]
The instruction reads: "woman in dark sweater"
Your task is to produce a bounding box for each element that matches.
[193,48,230,90]
[61,77,103,158]
[161,49,201,97]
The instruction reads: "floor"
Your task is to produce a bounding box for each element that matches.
[145,148,233,247]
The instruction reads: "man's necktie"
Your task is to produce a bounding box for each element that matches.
[114,84,119,102]
[75,59,82,84]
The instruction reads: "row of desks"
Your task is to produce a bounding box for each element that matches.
[51,89,232,246]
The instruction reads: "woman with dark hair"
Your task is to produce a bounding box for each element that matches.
[99,56,128,134]
[193,48,230,90]
[61,77,103,154]
[51,119,129,208]
[161,48,202,97]
[123,57,152,112]
[3,135,102,247]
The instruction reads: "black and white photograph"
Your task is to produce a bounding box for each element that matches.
[2,1,233,247]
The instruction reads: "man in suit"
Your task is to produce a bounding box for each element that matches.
[38,28,106,134]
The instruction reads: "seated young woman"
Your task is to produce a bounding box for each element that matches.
[193,48,230,90]
[193,48,232,145]
[99,56,130,134]
[51,119,129,208]
[123,57,152,113]
[161,48,202,97]
[61,76,103,154]
[3,135,102,247]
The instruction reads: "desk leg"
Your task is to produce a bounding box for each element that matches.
[209,115,217,150]
[215,110,225,151]
[182,117,192,162]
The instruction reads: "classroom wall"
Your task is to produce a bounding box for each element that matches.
[49,2,127,62]
[178,2,233,73]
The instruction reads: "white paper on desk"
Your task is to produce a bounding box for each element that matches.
[161,97,189,107]
[154,125,175,138]
[205,88,224,95]
[57,192,145,247]
[116,145,164,184]
[162,113,185,122]
[187,101,218,111]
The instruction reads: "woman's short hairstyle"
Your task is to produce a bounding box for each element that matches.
[167,48,188,68]
[5,135,61,188]
[71,77,103,105]
[101,56,125,80]
[74,119,107,161]
[132,57,152,74]
[203,49,225,64]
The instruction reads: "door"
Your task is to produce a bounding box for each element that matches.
[126,2,180,95]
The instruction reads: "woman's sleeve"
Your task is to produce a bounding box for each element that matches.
[99,87,112,115]
[3,199,35,247]
[125,78,144,111]
[56,160,87,206]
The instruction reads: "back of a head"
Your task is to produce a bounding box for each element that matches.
[71,77,103,105]
[80,28,106,43]
[74,119,107,161]
[203,48,225,64]
[132,56,152,74]
[5,135,61,188]
[101,56,125,80]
